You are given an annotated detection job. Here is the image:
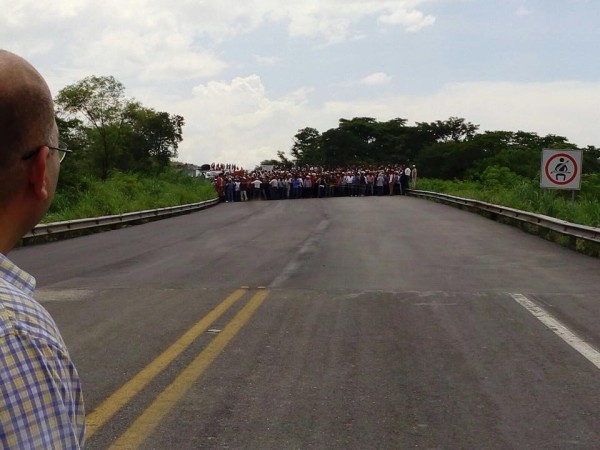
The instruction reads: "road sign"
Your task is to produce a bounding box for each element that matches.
[540,149,583,190]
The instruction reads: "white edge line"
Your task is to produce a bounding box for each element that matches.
[510,293,600,370]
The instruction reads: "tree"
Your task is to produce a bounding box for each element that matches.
[371,118,409,163]
[583,146,600,174]
[260,159,280,166]
[55,116,92,192]
[320,128,367,168]
[276,150,293,168]
[55,76,184,178]
[465,131,576,179]
[121,102,184,173]
[56,76,128,179]
[291,127,321,165]
[415,141,473,179]
[416,117,479,143]
[338,117,379,143]
[337,117,380,163]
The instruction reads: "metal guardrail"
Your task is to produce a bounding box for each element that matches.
[24,198,220,239]
[409,190,600,244]
[23,192,600,247]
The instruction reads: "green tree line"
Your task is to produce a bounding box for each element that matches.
[55,75,184,185]
[271,117,600,180]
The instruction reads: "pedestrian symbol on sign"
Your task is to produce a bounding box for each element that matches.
[551,157,571,182]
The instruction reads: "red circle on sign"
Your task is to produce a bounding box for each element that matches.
[545,153,578,185]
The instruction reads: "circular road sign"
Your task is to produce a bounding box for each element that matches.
[545,153,578,185]
[541,149,583,190]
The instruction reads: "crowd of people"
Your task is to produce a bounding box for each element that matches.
[211,164,418,202]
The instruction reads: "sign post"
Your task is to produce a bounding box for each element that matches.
[540,149,583,195]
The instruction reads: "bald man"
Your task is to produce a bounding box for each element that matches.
[0,50,85,448]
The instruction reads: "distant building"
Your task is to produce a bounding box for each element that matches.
[173,162,202,177]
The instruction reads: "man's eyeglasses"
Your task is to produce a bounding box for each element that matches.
[22,142,72,163]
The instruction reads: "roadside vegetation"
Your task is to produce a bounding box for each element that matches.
[418,170,600,228]
[44,170,215,223]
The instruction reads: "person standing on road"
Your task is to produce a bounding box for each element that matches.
[270,176,279,200]
[303,174,312,198]
[0,49,85,449]
[366,172,374,196]
[388,171,396,196]
[252,177,262,200]
[215,173,225,201]
[291,175,302,199]
[401,165,411,195]
[376,172,385,196]
[411,165,418,189]
[234,178,241,202]
[225,177,234,202]
[239,177,248,201]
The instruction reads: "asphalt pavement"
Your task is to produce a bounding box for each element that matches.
[11,196,600,449]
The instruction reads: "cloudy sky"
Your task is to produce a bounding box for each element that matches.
[2,0,599,168]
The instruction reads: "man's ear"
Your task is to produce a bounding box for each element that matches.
[27,146,50,200]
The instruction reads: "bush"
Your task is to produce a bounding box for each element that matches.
[44,170,216,223]
[417,169,599,228]
[480,166,524,190]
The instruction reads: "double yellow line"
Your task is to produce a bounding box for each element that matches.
[86,288,269,449]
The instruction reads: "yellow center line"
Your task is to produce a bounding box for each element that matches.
[109,289,269,450]
[86,288,247,438]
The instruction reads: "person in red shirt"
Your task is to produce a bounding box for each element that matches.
[215,174,224,201]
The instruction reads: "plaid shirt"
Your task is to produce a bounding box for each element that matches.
[0,254,85,449]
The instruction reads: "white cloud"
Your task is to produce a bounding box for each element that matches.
[281,1,436,41]
[254,55,280,66]
[423,81,600,147]
[516,6,533,17]
[0,0,230,86]
[360,72,393,86]
[0,0,435,86]
[11,0,434,43]
[76,29,228,82]
[378,8,436,32]
[170,76,312,168]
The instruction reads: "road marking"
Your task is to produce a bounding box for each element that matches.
[510,293,600,370]
[270,219,329,287]
[109,289,269,449]
[86,288,247,438]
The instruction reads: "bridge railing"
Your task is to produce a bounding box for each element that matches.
[409,190,600,245]
[24,198,219,240]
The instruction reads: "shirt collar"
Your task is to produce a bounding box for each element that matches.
[0,253,36,297]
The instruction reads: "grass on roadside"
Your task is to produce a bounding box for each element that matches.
[43,170,216,223]
[417,169,600,228]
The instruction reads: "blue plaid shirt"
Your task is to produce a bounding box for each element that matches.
[0,254,85,449]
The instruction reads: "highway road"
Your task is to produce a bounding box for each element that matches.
[11,196,600,449]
